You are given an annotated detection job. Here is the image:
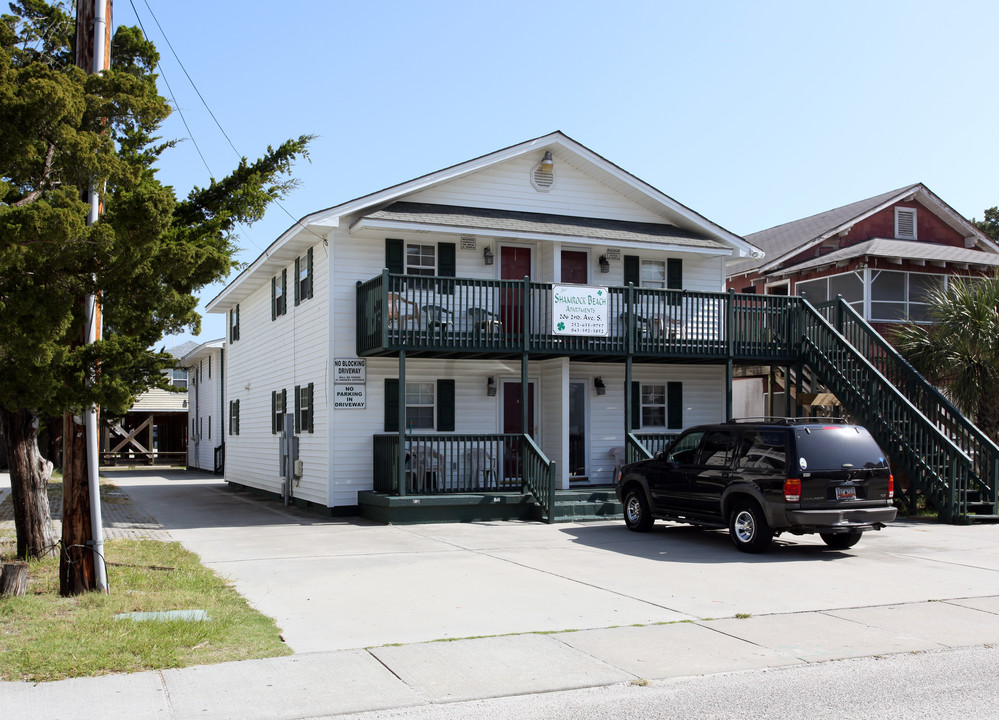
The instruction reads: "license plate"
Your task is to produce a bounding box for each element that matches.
[836,486,857,501]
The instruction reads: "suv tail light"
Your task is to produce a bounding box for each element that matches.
[783,477,801,502]
[888,473,894,500]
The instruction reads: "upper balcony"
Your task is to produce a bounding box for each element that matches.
[357,271,799,363]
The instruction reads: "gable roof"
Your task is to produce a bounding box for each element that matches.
[208,132,760,311]
[729,183,999,278]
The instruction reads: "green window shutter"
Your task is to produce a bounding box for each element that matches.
[437,242,456,295]
[307,382,314,433]
[235,305,240,340]
[294,257,301,306]
[229,310,234,342]
[667,258,683,289]
[631,381,641,430]
[624,255,640,287]
[271,391,277,434]
[385,379,400,432]
[385,238,404,274]
[294,385,301,433]
[436,379,455,431]
[667,382,683,429]
[281,389,287,431]
[229,401,233,435]
[235,399,240,435]
[281,269,287,315]
[307,247,314,299]
[271,277,277,321]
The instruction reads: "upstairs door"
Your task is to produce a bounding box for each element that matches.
[500,246,532,333]
[561,250,588,284]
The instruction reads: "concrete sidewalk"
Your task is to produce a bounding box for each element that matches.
[4,469,999,719]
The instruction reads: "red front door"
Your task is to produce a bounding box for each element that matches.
[503,381,536,480]
[561,250,588,284]
[500,246,531,333]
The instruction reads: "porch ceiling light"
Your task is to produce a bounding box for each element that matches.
[594,377,606,396]
[483,246,494,265]
[540,150,554,173]
[599,255,610,273]
[487,377,497,396]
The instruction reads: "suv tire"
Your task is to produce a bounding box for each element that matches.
[820,531,862,550]
[623,488,654,532]
[729,500,773,553]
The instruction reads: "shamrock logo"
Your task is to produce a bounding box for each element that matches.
[557,322,566,331]
[597,290,603,296]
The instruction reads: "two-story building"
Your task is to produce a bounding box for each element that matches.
[205,132,775,520]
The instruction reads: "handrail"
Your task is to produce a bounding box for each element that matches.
[625,432,654,464]
[814,297,999,502]
[799,301,978,519]
[520,433,557,523]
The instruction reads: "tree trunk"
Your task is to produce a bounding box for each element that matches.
[0,407,58,559]
[60,412,96,595]
[0,561,29,597]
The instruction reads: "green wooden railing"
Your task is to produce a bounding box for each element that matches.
[632,432,680,460]
[814,298,999,518]
[372,433,556,519]
[799,301,992,521]
[357,272,799,361]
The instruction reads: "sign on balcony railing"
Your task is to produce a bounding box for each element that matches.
[552,285,609,336]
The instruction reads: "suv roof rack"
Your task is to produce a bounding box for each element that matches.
[724,416,851,425]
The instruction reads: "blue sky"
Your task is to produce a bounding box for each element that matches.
[118,0,999,349]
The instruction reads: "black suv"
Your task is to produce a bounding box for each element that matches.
[615,418,897,553]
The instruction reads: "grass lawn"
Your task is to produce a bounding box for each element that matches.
[0,502,292,682]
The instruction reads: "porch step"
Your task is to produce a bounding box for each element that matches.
[547,488,623,523]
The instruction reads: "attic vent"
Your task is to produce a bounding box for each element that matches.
[531,164,555,192]
[895,207,917,239]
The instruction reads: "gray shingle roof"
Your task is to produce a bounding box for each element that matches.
[731,184,922,275]
[363,202,726,250]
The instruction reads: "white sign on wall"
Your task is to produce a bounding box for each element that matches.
[334,384,366,409]
[552,285,609,337]
[334,358,366,383]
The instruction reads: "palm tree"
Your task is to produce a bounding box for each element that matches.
[891,272,999,442]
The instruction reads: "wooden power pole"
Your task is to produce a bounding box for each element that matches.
[61,0,112,596]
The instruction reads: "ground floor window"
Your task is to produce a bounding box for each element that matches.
[405,382,435,429]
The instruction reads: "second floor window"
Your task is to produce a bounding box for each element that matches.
[406,244,436,276]
[295,248,314,306]
[272,269,287,320]
[230,304,240,342]
[171,369,188,389]
[641,260,666,289]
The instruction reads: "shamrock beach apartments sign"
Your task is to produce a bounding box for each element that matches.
[552,285,609,337]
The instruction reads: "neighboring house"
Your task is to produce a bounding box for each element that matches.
[726,183,999,416]
[180,338,226,473]
[728,183,999,329]
[204,131,763,519]
[100,341,196,466]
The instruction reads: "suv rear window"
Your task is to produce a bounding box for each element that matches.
[794,426,887,471]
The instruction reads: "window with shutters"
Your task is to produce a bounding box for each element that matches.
[895,207,917,240]
[229,400,240,436]
[230,304,240,342]
[272,389,287,434]
[272,270,288,319]
[641,384,666,427]
[294,248,314,306]
[406,244,436,276]
[295,383,315,434]
[406,382,435,429]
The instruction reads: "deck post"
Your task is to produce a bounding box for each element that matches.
[725,359,733,421]
[398,349,406,496]
[522,275,531,440]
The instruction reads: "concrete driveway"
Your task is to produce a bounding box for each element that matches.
[104,468,999,654]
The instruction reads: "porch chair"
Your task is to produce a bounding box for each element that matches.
[467,307,502,333]
[619,311,649,337]
[465,448,497,489]
[421,304,453,332]
[408,444,441,492]
[387,292,420,327]
[609,446,626,483]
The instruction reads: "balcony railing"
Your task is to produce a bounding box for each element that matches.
[358,271,799,361]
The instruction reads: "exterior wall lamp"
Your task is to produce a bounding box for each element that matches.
[483,247,494,265]
[594,377,606,396]
[540,150,554,173]
[599,255,610,273]
[487,377,497,396]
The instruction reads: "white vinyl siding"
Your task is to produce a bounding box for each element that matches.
[185,346,225,471]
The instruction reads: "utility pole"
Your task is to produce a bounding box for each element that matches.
[61,0,111,596]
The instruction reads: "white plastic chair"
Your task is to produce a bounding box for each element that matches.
[465,448,496,489]
[609,446,626,482]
